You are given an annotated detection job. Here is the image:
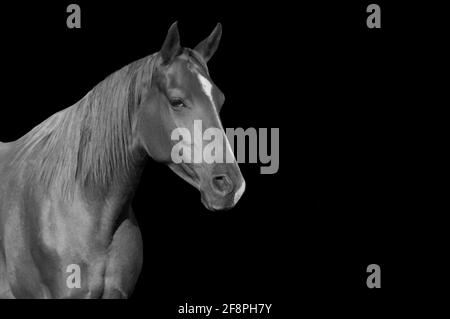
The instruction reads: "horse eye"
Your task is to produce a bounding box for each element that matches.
[170,98,185,108]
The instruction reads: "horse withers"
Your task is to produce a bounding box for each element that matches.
[0,22,245,298]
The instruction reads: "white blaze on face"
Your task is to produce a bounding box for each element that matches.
[197,72,214,107]
[196,72,236,163]
[233,179,246,205]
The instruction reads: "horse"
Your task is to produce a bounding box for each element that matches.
[0,22,245,299]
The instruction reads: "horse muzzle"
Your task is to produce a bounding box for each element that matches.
[169,162,245,212]
[200,174,246,211]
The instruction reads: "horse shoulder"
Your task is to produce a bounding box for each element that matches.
[102,208,143,298]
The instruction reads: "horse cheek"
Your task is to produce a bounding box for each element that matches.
[138,106,173,162]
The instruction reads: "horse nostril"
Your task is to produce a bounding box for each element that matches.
[212,174,233,195]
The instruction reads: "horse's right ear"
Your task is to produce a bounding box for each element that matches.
[160,22,181,65]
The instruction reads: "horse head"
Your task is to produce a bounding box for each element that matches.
[136,22,245,211]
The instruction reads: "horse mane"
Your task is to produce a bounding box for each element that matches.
[12,53,158,199]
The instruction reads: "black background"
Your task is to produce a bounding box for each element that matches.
[0,0,443,315]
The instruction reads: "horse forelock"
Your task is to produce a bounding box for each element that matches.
[184,48,209,75]
[12,53,158,200]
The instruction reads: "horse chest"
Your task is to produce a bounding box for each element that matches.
[35,209,141,298]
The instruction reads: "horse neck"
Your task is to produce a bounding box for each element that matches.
[77,53,159,207]
[14,55,156,206]
[76,63,153,203]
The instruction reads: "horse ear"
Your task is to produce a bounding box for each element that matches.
[160,22,181,65]
[194,23,222,63]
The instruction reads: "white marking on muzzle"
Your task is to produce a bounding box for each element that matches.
[233,180,246,205]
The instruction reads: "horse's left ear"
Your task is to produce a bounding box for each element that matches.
[194,23,222,63]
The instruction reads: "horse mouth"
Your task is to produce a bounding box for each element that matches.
[168,163,244,212]
[169,163,200,189]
